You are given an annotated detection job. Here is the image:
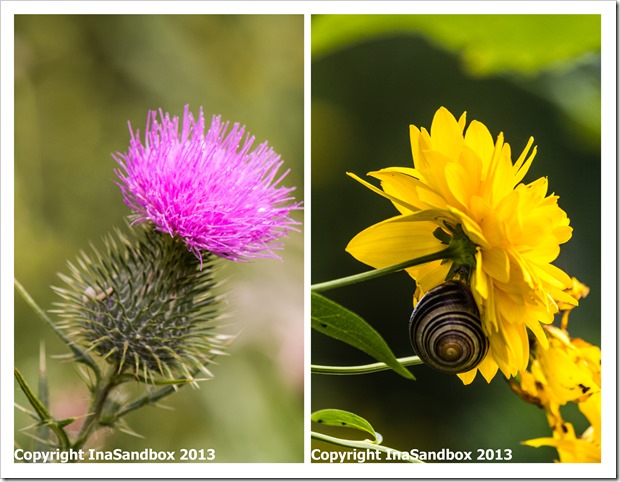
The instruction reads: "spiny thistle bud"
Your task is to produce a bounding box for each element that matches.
[52,225,228,384]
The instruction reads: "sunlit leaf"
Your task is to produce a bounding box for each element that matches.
[312,15,600,76]
[311,408,381,443]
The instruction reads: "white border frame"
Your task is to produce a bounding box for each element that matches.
[1,1,615,478]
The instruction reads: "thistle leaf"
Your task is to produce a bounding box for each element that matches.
[34,342,50,452]
[15,279,100,378]
[14,368,71,449]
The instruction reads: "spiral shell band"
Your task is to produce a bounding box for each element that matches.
[409,281,489,374]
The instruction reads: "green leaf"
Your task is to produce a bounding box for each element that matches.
[312,15,600,76]
[56,418,79,428]
[35,342,50,452]
[311,408,380,443]
[14,279,101,379]
[14,368,71,449]
[14,368,53,425]
[311,292,414,380]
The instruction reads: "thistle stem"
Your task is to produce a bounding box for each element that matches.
[72,366,123,450]
[311,356,423,375]
[111,377,196,422]
[311,248,453,292]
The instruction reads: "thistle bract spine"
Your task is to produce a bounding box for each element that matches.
[53,226,226,383]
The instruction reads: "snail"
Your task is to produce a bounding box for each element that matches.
[409,281,489,374]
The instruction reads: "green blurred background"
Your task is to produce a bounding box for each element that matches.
[14,15,304,462]
[311,15,601,463]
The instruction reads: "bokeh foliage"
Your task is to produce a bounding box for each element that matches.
[311,14,601,463]
[313,15,601,76]
[15,15,304,462]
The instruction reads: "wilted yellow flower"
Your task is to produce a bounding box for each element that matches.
[536,326,600,404]
[515,323,601,463]
[523,419,601,463]
[559,277,590,329]
[347,107,577,383]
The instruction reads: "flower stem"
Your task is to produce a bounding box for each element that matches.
[72,366,123,450]
[110,375,199,422]
[311,356,423,375]
[311,248,453,292]
[310,431,422,463]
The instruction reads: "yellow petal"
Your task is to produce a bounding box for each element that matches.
[464,119,494,166]
[483,131,504,184]
[457,369,477,385]
[512,137,537,186]
[444,160,476,212]
[367,169,427,215]
[457,352,498,385]
[477,353,500,383]
[346,217,446,270]
[524,314,549,350]
[346,172,420,213]
[481,247,510,283]
[489,319,526,378]
[406,259,450,292]
[430,107,464,161]
[579,392,601,444]
[416,149,455,207]
[524,239,562,265]
[457,111,467,131]
[489,142,516,205]
[522,436,600,463]
[472,250,489,299]
[531,262,574,291]
[410,124,423,168]
[553,225,573,244]
[394,208,458,226]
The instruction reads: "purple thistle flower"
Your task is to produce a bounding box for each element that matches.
[113,105,301,263]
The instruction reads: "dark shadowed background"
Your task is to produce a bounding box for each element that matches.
[311,14,601,463]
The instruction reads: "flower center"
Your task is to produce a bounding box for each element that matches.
[433,222,478,282]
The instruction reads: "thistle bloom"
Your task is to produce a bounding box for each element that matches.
[347,107,577,384]
[114,105,301,263]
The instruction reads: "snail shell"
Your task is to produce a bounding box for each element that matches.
[409,281,489,374]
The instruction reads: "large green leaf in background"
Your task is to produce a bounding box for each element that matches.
[312,15,600,76]
[312,14,601,147]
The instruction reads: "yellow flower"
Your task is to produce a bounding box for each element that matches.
[559,277,590,329]
[346,106,577,383]
[523,421,601,463]
[536,326,600,405]
[517,325,601,463]
[511,280,600,463]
